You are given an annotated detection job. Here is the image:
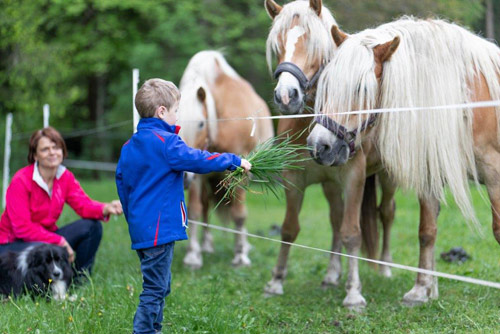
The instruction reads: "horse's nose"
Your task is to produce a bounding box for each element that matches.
[289,88,299,100]
[274,90,282,104]
[317,141,331,157]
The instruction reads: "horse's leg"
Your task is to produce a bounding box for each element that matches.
[183,177,203,269]
[264,177,305,296]
[341,162,367,309]
[321,182,344,288]
[402,196,439,306]
[486,180,500,245]
[201,186,214,253]
[377,171,397,277]
[476,149,500,245]
[231,187,251,267]
[201,228,214,253]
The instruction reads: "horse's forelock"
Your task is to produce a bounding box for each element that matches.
[266,1,336,73]
[316,37,378,129]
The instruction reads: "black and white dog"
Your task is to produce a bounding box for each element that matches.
[0,243,73,300]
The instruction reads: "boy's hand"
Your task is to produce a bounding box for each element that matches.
[240,159,252,172]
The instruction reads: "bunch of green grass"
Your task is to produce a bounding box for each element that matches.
[215,131,311,207]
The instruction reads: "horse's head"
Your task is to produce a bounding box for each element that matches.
[177,81,213,149]
[265,0,336,115]
[177,80,215,189]
[307,26,400,166]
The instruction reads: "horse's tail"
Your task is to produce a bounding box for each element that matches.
[360,175,379,265]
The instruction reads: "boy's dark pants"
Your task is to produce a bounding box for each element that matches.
[133,242,175,334]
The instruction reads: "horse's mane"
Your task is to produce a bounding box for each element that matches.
[178,51,239,143]
[317,16,500,224]
[266,0,337,72]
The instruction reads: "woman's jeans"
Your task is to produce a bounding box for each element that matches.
[0,219,103,275]
[133,242,175,334]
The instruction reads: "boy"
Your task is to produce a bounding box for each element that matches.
[116,79,251,334]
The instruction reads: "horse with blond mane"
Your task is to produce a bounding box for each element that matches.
[308,17,500,305]
[264,0,397,309]
[177,50,274,268]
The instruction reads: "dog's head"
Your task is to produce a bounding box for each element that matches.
[26,244,72,281]
[20,244,73,299]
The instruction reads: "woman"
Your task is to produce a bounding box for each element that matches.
[0,127,122,277]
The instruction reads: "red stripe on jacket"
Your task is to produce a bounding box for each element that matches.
[152,131,165,143]
[154,212,161,246]
[206,153,221,161]
[180,202,186,225]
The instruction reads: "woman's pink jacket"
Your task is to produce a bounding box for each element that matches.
[0,164,106,246]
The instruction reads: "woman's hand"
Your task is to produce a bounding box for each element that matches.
[103,200,123,216]
[240,159,252,172]
[62,240,75,263]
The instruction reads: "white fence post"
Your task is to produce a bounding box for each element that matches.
[132,69,140,133]
[43,104,50,128]
[2,113,13,209]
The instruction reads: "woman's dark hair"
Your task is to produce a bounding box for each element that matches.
[27,127,68,164]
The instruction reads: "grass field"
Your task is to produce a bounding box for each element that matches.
[0,178,499,333]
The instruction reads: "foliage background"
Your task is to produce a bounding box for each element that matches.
[0,0,497,176]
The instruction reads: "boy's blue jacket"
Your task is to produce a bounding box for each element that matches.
[116,118,241,250]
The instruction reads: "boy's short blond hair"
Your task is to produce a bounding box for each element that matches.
[135,79,181,118]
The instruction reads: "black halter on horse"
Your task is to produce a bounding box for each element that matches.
[274,60,378,157]
[273,61,324,102]
[314,113,378,157]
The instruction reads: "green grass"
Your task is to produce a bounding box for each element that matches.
[1,179,499,333]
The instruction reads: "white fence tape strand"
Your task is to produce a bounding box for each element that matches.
[63,159,117,172]
[188,219,500,290]
[180,99,500,123]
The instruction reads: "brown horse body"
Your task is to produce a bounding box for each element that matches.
[309,18,500,305]
[178,51,273,268]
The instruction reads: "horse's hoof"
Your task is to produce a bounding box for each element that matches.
[201,242,214,254]
[263,279,284,296]
[232,254,251,267]
[343,293,367,309]
[321,278,340,289]
[321,272,341,288]
[379,265,392,278]
[402,284,434,307]
[183,252,203,269]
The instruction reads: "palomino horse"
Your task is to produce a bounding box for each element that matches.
[264,0,397,309]
[308,17,500,305]
[177,50,274,268]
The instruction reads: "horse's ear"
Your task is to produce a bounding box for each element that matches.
[373,36,400,63]
[309,0,322,16]
[197,87,206,102]
[331,25,348,47]
[265,0,282,19]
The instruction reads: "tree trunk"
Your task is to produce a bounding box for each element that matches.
[87,74,108,179]
[486,0,495,39]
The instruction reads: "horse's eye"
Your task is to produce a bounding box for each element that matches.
[198,121,204,129]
